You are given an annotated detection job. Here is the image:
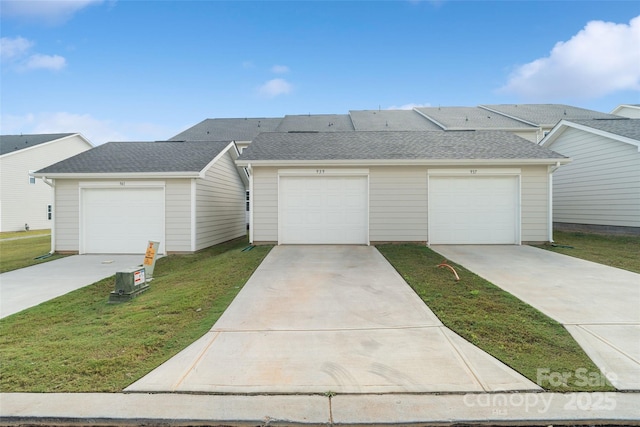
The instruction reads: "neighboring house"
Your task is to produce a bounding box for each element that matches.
[349,109,441,131]
[0,133,93,232]
[611,104,640,119]
[236,131,569,245]
[275,114,355,132]
[479,104,619,142]
[34,141,247,254]
[414,106,540,142]
[171,117,282,153]
[541,118,640,235]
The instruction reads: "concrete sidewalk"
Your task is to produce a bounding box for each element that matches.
[1,392,638,426]
[128,245,539,394]
[431,245,640,391]
[0,254,143,318]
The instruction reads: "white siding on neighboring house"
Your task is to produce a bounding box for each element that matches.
[195,151,246,250]
[369,166,427,243]
[251,167,279,243]
[550,128,640,228]
[165,179,193,252]
[0,135,91,232]
[613,106,640,119]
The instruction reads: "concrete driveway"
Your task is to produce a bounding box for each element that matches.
[431,245,640,391]
[0,255,144,318]
[128,245,539,394]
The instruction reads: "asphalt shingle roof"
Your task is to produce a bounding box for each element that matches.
[36,141,232,174]
[415,107,535,130]
[480,104,619,127]
[349,110,442,131]
[0,133,75,156]
[170,118,282,141]
[275,114,355,132]
[568,118,640,141]
[238,131,566,162]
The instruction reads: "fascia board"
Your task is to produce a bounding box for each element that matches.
[236,158,571,167]
[33,172,201,179]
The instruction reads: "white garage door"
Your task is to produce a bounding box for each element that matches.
[279,176,368,244]
[81,187,164,254]
[429,176,519,244]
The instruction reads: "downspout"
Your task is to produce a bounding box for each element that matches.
[40,177,56,254]
[547,162,561,242]
[248,163,254,244]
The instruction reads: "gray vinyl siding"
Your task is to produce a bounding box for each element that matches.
[0,135,90,232]
[252,167,279,242]
[550,128,640,227]
[165,179,192,252]
[54,179,80,252]
[521,166,551,242]
[251,165,551,244]
[369,166,427,242]
[195,152,246,250]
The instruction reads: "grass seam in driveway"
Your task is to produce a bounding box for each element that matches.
[376,244,615,392]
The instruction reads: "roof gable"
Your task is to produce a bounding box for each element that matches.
[542,119,640,151]
[238,131,567,163]
[171,118,282,141]
[0,133,76,156]
[36,141,234,175]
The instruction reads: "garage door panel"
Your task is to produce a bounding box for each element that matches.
[429,176,518,244]
[280,176,367,244]
[82,187,164,254]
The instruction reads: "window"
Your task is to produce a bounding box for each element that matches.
[246,191,250,212]
[47,205,52,220]
[28,170,36,184]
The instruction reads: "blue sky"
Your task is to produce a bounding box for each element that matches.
[1,0,639,144]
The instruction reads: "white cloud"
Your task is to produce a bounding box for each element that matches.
[258,78,293,98]
[24,54,66,71]
[271,64,290,74]
[242,60,254,69]
[0,112,173,146]
[0,37,33,60]
[386,103,431,110]
[1,0,105,25]
[501,15,640,100]
[0,36,67,71]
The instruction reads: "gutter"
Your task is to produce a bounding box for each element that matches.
[547,161,566,243]
[39,176,56,255]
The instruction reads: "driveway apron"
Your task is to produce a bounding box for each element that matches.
[128,245,539,394]
[431,245,640,391]
[1,255,143,319]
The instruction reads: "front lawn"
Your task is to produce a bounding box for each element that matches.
[377,244,614,392]
[536,231,640,274]
[0,238,271,392]
[0,230,67,273]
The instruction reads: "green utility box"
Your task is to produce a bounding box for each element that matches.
[109,266,149,303]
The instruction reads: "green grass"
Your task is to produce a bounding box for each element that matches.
[0,231,67,273]
[536,231,640,274]
[377,244,614,392]
[0,238,271,392]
